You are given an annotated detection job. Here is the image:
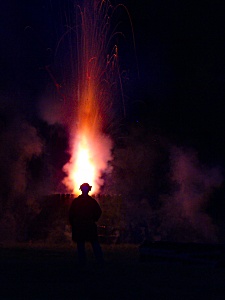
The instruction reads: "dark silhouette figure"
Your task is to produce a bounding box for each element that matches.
[69,183,104,265]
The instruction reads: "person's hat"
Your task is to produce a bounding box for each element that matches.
[80,183,92,191]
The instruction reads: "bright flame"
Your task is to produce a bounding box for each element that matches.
[62,1,128,195]
[63,124,113,195]
[70,135,96,195]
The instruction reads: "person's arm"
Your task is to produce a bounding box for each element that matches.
[93,201,102,222]
[69,202,75,225]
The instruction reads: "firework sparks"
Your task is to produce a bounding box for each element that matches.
[62,0,122,195]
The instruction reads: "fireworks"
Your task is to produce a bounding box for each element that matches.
[62,0,124,195]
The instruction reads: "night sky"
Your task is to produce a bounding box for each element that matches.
[1,0,225,242]
[1,0,225,166]
[128,1,225,164]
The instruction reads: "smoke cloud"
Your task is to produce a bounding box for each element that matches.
[103,126,224,243]
[0,101,44,242]
[158,146,223,243]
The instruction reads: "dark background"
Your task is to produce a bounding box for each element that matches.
[1,0,225,243]
[1,0,225,163]
[127,0,225,165]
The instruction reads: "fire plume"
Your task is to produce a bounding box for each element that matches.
[63,1,119,195]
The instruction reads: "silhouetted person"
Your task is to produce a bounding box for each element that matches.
[69,183,104,266]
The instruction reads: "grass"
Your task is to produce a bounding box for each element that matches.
[0,243,224,299]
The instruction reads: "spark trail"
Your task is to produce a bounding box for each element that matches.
[63,0,124,195]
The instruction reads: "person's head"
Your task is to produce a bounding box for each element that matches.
[80,183,92,195]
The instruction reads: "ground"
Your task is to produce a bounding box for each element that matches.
[0,244,224,300]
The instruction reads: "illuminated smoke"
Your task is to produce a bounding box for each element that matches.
[0,117,43,198]
[38,1,133,195]
[59,0,125,195]
[0,111,43,242]
[159,146,223,242]
[102,126,224,243]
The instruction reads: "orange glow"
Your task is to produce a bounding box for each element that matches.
[62,1,125,195]
[63,108,113,195]
[69,135,97,195]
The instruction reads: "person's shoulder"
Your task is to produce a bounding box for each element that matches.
[87,195,96,200]
[71,195,81,204]
[88,195,99,204]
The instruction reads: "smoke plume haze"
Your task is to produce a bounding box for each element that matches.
[158,146,223,242]
[1,1,225,244]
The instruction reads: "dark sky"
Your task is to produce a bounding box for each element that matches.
[128,1,225,163]
[1,0,225,164]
